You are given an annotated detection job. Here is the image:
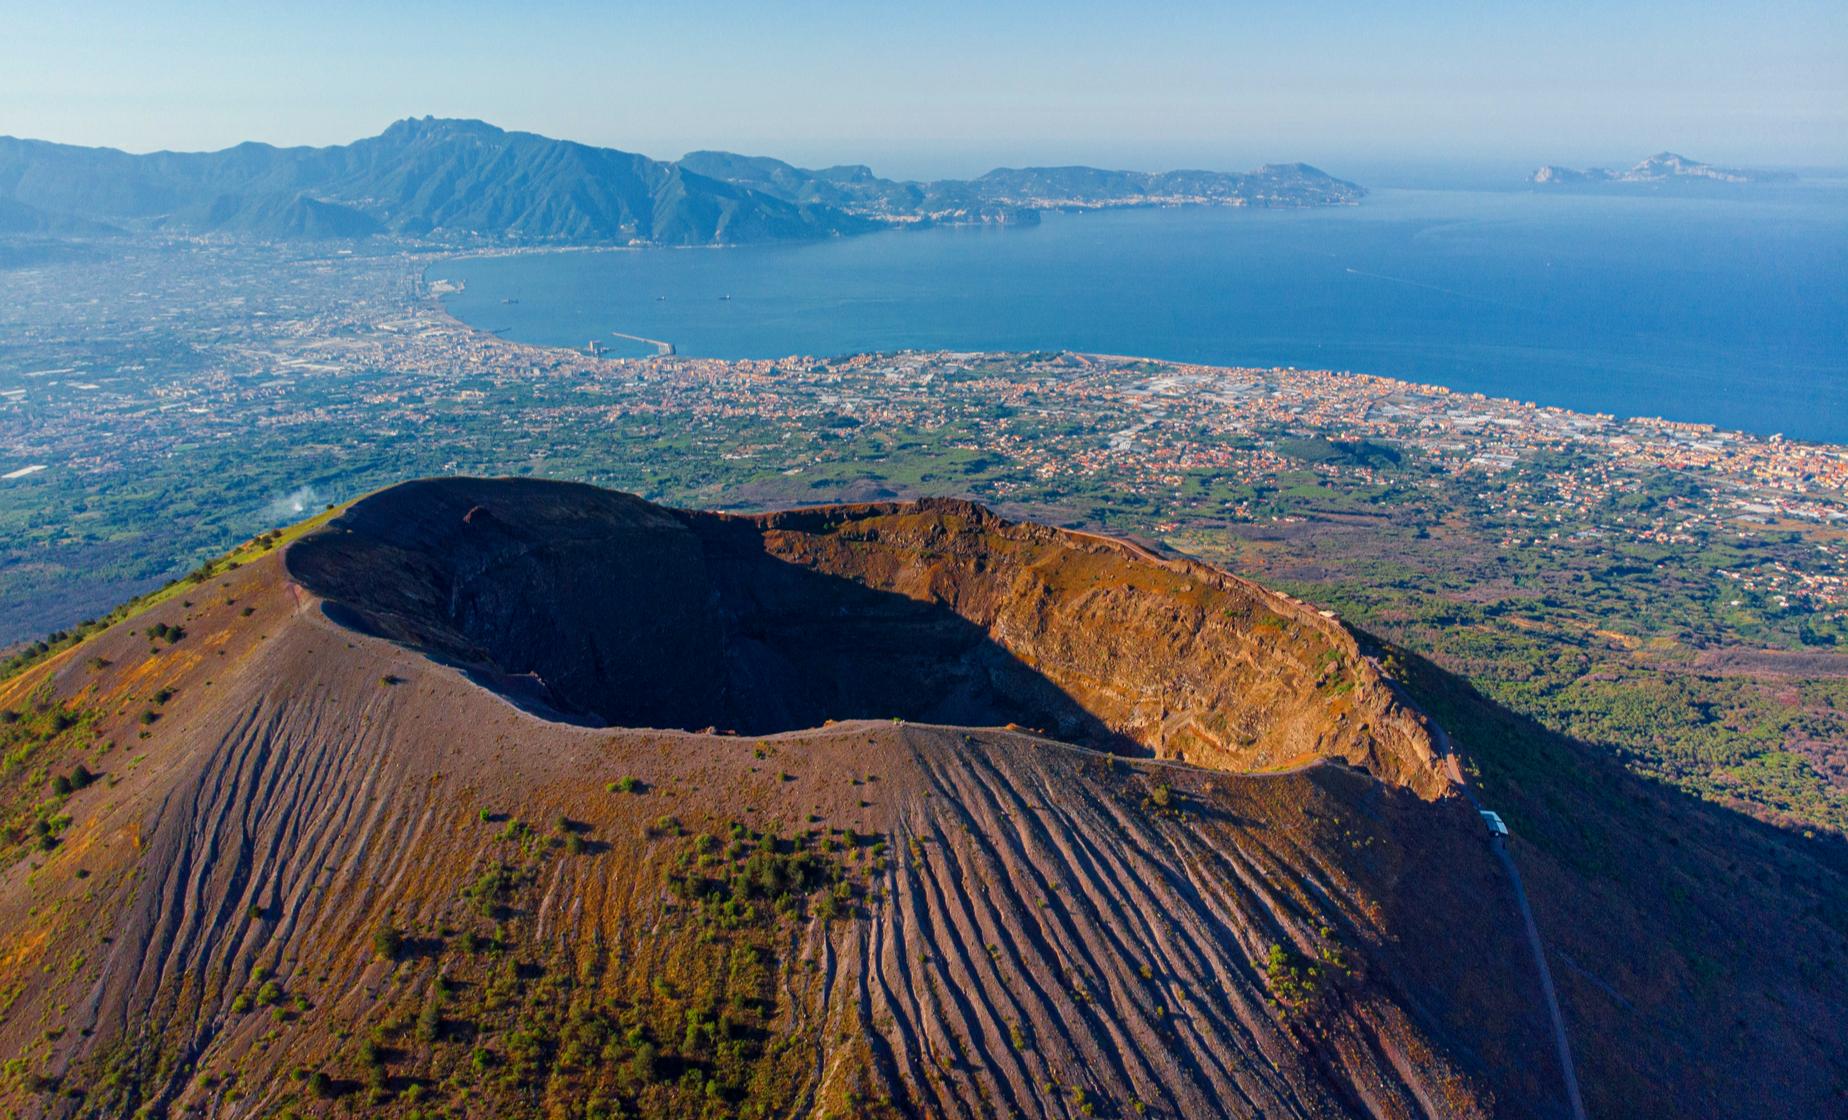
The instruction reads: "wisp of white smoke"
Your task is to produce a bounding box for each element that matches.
[265,485,322,521]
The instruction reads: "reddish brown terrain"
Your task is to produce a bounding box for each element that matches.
[0,477,1842,1119]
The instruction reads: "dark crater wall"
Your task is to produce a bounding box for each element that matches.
[285,477,1125,742]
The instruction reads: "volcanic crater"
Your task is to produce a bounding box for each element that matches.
[286,477,1450,795]
[4,476,1844,1119]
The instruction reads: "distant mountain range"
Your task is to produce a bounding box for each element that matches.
[677,150,1363,226]
[1532,152,1793,186]
[0,117,1363,245]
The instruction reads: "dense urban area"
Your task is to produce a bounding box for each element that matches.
[4,238,1846,835]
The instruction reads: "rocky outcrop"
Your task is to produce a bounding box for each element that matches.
[747,497,1450,796]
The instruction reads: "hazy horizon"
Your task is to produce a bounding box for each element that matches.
[6,1,1843,179]
[3,7,1847,1115]
[5,116,1843,191]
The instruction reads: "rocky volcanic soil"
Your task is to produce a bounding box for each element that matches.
[0,478,1840,1120]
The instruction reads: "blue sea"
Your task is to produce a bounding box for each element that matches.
[435,185,1848,443]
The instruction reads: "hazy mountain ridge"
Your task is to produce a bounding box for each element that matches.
[0,117,865,245]
[0,195,119,236]
[1532,151,1794,185]
[678,149,1365,224]
[0,118,1364,244]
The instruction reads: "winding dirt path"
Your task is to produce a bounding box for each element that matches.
[1427,720,1590,1120]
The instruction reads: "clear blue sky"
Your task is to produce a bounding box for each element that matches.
[5,0,1843,178]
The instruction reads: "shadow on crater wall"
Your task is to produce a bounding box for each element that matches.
[287,478,1140,750]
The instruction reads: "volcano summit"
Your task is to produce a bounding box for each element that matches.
[0,478,1842,1119]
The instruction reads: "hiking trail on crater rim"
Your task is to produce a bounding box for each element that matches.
[0,477,1842,1119]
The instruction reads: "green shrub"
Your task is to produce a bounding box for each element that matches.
[461,863,520,917]
[1260,942,1326,1012]
[372,924,404,961]
[415,999,442,1043]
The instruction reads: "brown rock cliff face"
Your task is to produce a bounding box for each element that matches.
[750,498,1448,795]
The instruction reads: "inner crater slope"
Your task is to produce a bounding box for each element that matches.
[285,477,1451,795]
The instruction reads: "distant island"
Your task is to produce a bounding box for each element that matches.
[1532,151,1793,186]
[0,117,1364,246]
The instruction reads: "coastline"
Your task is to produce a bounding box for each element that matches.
[421,192,1847,444]
[420,284,1836,459]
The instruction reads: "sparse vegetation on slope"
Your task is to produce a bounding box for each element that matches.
[0,688,102,869]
